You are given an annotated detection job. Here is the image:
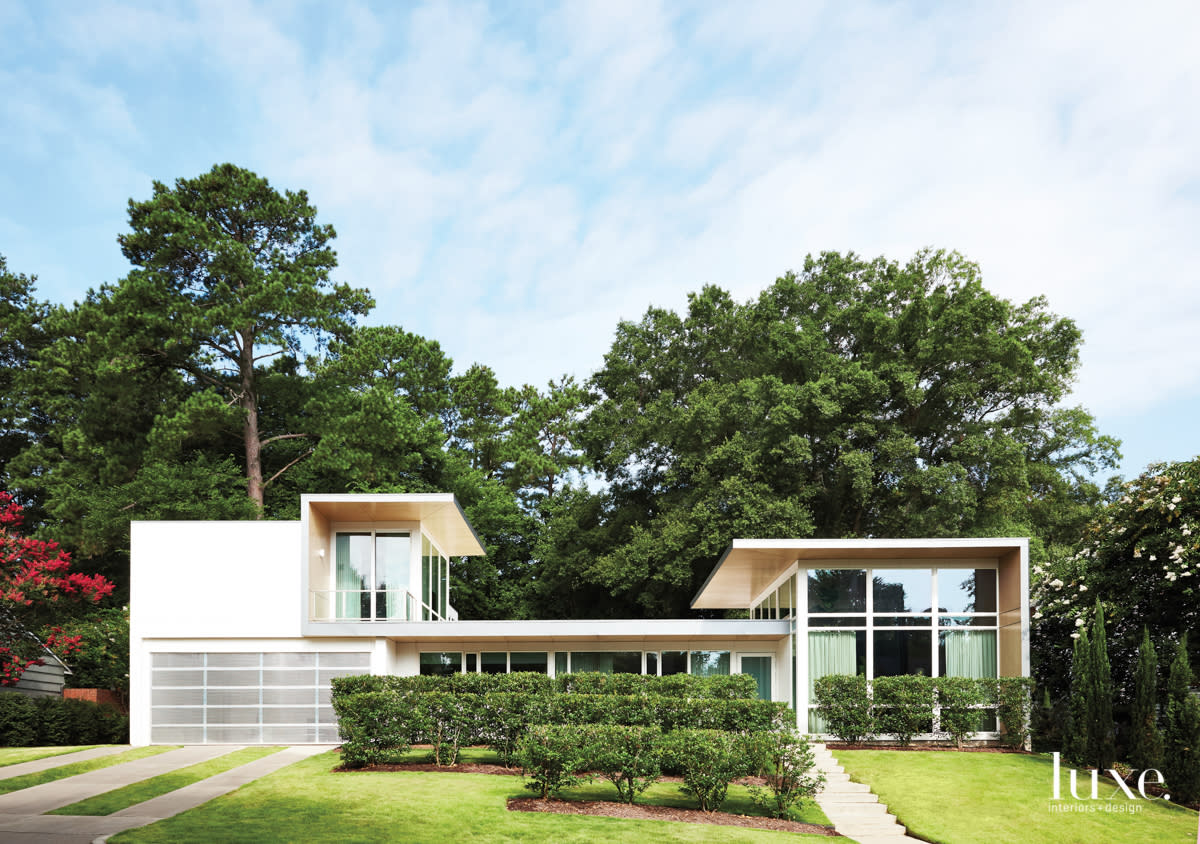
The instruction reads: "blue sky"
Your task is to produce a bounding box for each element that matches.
[2,0,1197,482]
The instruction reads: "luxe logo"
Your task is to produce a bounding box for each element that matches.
[1050,752,1168,801]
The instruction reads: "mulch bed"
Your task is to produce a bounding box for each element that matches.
[508,797,842,836]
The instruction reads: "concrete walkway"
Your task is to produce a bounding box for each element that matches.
[0,749,132,782]
[812,743,918,844]
[0,744,335,843]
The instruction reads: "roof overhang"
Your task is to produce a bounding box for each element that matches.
[303,493,486,556]
[302,618,791,642]
[691,537,1028,610]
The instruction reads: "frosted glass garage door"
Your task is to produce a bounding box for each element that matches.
[150,651,370,744]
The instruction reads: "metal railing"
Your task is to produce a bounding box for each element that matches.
[308,589,454,622]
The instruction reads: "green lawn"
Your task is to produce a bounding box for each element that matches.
[111,751,834,843]
[50,746,283,815]
[0,746,177,797]
[837,750,1199,844]
[0,746,100,767]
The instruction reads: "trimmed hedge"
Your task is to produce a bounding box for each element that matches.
[812,675,1032,747]
[333,687,793,767]
[331,671,758,700]
[0,692,127,746]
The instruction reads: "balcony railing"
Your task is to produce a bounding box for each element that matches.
[309,589,456,622]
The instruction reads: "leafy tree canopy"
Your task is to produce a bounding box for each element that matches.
[544,250,1117,616]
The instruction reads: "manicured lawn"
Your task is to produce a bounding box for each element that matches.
[0,746,176,796]
[838,750,1199,844]
[0,746,100,767]
[111,751,834,843]
[50,746,283,816]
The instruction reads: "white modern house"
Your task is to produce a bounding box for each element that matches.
[130,493,1029,745]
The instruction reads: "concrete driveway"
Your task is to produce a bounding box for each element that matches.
[0,744,334,843]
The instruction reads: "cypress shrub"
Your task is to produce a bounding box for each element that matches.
[1163,634,1200,804]
[1129,628,1163,772]
[1085,604,1116,770]
[1064,628,1091,764]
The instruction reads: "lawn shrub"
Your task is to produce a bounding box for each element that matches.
[333,671,759,700]
[0,692,37,746]
[873,676,933,745]
[991,677,1034,750]
[417,692,482,765]
[661,728,751,812]
[1163,635,1200,804]
[581,724,663,804]
[334,691,428,768]
[517,724,590,799]
[935,677,982,748]
[813,675,874,743]
[745,728,825,819]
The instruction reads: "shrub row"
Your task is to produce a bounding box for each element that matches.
[333,689,794,768]
[0,692,128,746]
[813,675,1033,748]
[515,724,823,816]
[332,671,758,700]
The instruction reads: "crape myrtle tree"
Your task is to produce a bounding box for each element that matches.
[536,250,1118,618]
[1032,457,1199,702]
[0,491,113,684]
[114,163,375,511]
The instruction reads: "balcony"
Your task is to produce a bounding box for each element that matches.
[309,589,458,623]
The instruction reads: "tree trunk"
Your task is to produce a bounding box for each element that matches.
[241,334,264,514]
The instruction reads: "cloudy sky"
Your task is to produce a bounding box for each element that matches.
[2,0,1196,480]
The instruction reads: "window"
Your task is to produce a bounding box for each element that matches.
[334,532,411,620]
[569,652,641,674]
[419,534,450,620]
[419,652,461,676]
[689,651,730,677]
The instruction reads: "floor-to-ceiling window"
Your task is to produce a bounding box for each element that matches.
[334,531,411,620]
[793,566,999,733]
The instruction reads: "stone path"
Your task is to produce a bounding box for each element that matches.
[0,749,131,782]
[0,744,335,843]
[812,743,917,843]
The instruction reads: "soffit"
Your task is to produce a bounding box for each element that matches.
[304,494,486,556]
[691,538,1026,609]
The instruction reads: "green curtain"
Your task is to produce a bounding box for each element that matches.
[335,534,364,620]
[375,534,410,620]
[808,632,858,732]
[741,656,772,700]
[942,631,997,678]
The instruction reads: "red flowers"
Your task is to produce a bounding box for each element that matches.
[0,491,114,685]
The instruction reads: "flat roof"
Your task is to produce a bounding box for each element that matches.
[691,537,1028,610]
[303,493,486,556]
[300,618,792,642]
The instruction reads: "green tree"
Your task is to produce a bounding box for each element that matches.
[1129,627,1163,772]
[558,250,1115,617]
[1163,634,1200,804]
[1085,603,1116,770]
[115,163,374,509]
[1064,627,1090,764]
[0,256,48,493]
[1032,457,1199,702]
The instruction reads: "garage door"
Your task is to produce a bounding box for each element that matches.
[150,651,371,744]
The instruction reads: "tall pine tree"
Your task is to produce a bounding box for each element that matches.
[1064,627,1091,764]
[1085,603,1116,770]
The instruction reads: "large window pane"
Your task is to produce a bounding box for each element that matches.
[873,630,933,677]
[554,652,568,675]
[939,631,997,678]
[335,533,371,620]
[570,652,642,674]
[646,652,658,675]
[510,652,548,673]
[421,536,433,620]
[420,652,461,676]
[375,533,410,620]
[661,651,687,676]
[807,616,866,628]
[481,652,507,674]
[937,569,997,613]
[690,651,730,677]
[873,569,932,613]
[439,550,449,618]
[808,570,866,613]
[807,631,866,695]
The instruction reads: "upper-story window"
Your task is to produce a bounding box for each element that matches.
[421,535,449,621]
[334,531,411,620]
